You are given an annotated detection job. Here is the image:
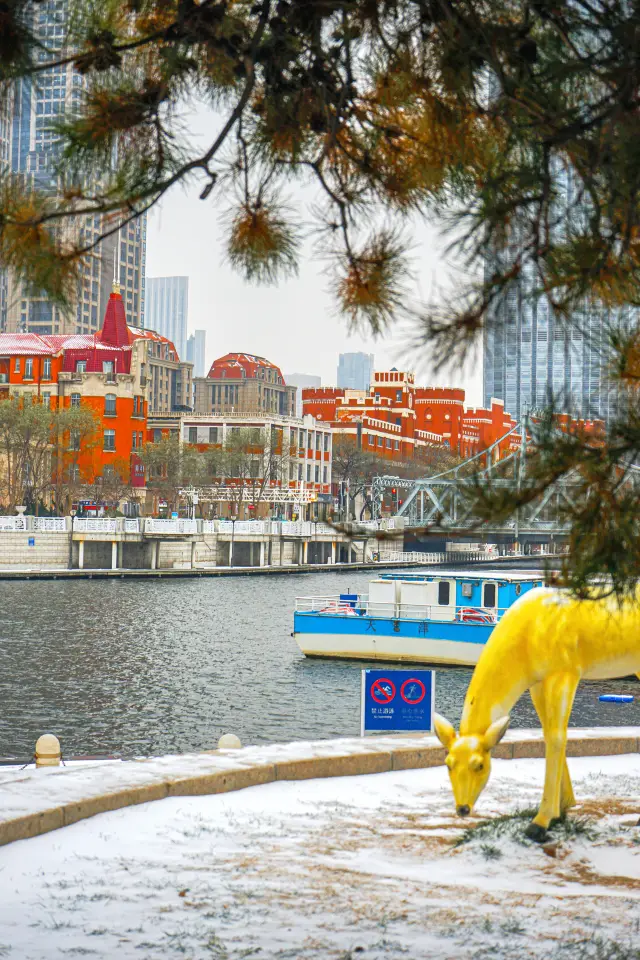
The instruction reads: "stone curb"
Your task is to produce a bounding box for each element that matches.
[1,733,638,848]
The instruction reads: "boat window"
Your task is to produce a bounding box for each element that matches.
[483,583,496,607]
[437,581,450,605]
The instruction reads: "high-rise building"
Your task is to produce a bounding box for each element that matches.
[118,219,147,330]
[186,329,207,378]
[482,163,632,423]
[482,268,625,423]
[145,277,189,361]
[0,1,146,336]
[284,373,322,417]
[337,352,374,391]
[0,85,12,333]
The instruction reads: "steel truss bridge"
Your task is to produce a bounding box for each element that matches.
[371,419,640,538]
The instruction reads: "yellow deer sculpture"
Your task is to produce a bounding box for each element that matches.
[434,586,640,841]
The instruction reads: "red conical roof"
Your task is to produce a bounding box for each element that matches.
[99,288,130,348]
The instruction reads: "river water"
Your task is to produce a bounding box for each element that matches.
[1,568,639,759]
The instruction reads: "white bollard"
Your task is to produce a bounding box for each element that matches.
[35,733,61,767]
[217,734,242,750]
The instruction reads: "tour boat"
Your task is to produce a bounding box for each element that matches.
[293,574,544,667]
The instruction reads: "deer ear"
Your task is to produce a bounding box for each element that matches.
[483,716,510,750]
[433,713,456,750]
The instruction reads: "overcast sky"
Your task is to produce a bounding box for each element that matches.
[145,104,484,406]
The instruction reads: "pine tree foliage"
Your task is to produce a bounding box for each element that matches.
[6,1,640,588]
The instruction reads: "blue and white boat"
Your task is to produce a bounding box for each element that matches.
[293,573,544,667]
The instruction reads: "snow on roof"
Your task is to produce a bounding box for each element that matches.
[0,333,57,356]
[128,326,179,359]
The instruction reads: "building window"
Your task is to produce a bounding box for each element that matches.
[69,430,81,451]
[154,429,162,443]
[104,429,116,451]
[323,466,327,483]
[13,358,20,374]
[375,393,380,402]
[70,393,81,407]
[386,438,392,448]
[68,463,79,483]
[43,358,51,379]
[394,440,399,450]
[315,465,320,482]
[75,360,86,373]
[188,427,197,443]
[132,432,137,449]
[396,390,402,401]
[324,434,329,452]
[103,360,115,378]
[24,358,33,379]
[42,392,51,406]
[105,394,116,416]
[209,427,218,443]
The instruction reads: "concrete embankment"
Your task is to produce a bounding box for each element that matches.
[0,727,637,847]
[0,556,552,580]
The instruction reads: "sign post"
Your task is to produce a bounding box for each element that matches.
[360,669,435,736]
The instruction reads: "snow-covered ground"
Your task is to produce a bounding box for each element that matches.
[1,755,640,959]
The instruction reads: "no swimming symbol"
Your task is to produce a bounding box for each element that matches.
[370,678,396,704]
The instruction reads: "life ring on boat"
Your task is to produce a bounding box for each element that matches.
[457,607,497,624]
[318,601,358,615]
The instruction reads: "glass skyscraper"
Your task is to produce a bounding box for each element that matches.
[337,352,374,391]
[483,167,631,423]
[186,329,207,378]
[1,0,146,335]
[146,277,189,360]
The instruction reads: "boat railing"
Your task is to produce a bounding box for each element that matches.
[295,596,508,622]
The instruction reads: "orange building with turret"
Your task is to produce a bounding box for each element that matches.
[0,286,149,495]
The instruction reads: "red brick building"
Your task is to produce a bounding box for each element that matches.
[302,371,521,462]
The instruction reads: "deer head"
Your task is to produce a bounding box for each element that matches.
[434,713,510,817]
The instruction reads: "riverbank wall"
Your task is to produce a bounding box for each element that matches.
[0,727,637,848]
[0,517,555,575]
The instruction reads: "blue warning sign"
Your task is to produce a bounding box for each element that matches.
[361,669,434,735]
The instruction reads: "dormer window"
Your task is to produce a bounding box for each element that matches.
[75,361,86,373]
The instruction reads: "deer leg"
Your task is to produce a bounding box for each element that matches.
[529,682,575,815]
[525,672,579,842]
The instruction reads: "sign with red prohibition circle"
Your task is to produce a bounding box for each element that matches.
[370,677,396,704]
[400,677,426,705]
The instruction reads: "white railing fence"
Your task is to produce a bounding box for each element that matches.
[0,516,27,531]
[73,517,117,533]
[295,595,503,622]
[145,518,198,534]
[32,517,67,532]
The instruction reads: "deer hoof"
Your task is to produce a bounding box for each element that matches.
[525,822,548,843]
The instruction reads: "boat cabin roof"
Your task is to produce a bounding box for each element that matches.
[379,573,543,583]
